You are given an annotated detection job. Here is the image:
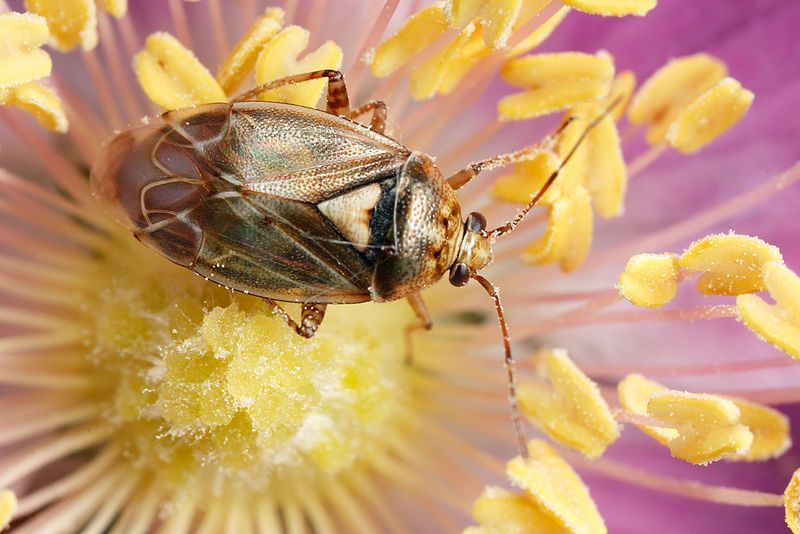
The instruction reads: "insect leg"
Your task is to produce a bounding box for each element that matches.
[471,274,528,457]
[265,300,328,339]
[404,293,432,364]
[231,70,351,117]
[349,100,387,134]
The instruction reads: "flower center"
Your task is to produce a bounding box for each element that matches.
[85,236,408,491]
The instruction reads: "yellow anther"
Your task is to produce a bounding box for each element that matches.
[618,253,680,308]
[667,77,754,154]
[492,149,560,204]
[560,102,627,217]
[738,261,800,360]
[617,374,678,444]
[560,0,657,16]
[134,32,226,110]
[255,26,343,108]
[411,21,478,100]
[725,397,790,461]
[434,23,492,96]
[3,81,68,133]
[786,469,800,534]
[507,440,607,534]
[467,486,566,534]
[25,0,98,51]
[499,51,614,121]
[628,53,727,145]
[217,7,285,95]
[369,3,449,78]
[603,70,636,121]
[482,0,524,48]
[649,391,754,465]
[679,233,783,295]
[518,349,620,458]
[445,0,483,29]
[96,0,127,18]
[509,5,571,57]
[523,184,593,272]
[0,12,52,89]
[0,490,15,530]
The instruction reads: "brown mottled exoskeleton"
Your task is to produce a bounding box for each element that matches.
[91,70,602,452]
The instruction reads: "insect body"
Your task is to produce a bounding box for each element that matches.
[92,70,599,453]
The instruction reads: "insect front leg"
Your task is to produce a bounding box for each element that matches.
[266,300,328,339]
[404,293,433,364]
[232,69,351,117]
[349,100,387,134]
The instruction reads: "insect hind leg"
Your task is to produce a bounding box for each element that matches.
[404,293,432,365]
[350,100,388,134]
[232,70,351,117]
[266,300,328,339]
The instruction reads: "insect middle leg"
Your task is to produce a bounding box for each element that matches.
[232,69,351,117]
[350,100,387,134]
[266,300,328,339]
[404,293,433,364]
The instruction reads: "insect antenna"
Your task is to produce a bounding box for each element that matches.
[471,273,529,457]
[489,96,624,240]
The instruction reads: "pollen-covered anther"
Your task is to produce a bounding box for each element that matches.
[464,486,565,534]
[786,469,800,533]
[25,0,98,51]
[134,32,226,109]
[0,490,16,530]
[369,3,449,78]
[447,0,524,48]
[96,0,128,18]
[0,12,52,89]
[492,149,560,204]
[629,53,728,145]
[499,51,615,121]
[560,0,657,16]
[738,261,800,360]
[410,20,479,100]
[216,7,285,95]
[618,374,755,465]
[518,349,620,458]
[523,184,593,272]
[618,253,680,308]
[679,233,783,295]
[1,81,68,133]
[254,25,343,108]
[667,77,754,154]
[725,396,791,461]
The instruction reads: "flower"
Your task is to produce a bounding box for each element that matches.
[1,0,799,533]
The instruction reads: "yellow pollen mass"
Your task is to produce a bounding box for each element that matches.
[96,0,127,19]
[0,12,52,89]
[724,396,791,461]
[134,32,226,110]
[216,7,285,95]
[481,0,524,49]
[648,391,753,465]
[2,81,68,133]
[786,468,800,534]
[560,0,657,16]
[499,51,615,120]
[667,76,754,154]
[0,490,15,530]
[603,70,637,121]
[523,184,593,272]
[679,232,783,295]
[25,0,98,52]
[445,0,484,29]
[617,373,678,444]
[411,20,479,100]
[506,440,607,534]
[738,261,800,360]
[518,349,620,458]
[618,253,680,308]
[628,53,728,145]
[255,25,343,108]
[369,3,449,78]
[465,486,566,534]
[492,149,561,203]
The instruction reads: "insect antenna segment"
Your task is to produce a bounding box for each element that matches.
[489,96,624,240]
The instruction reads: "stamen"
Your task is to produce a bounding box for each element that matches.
[618,252,680,307]
[26,0,99,51]
[0,490,15,530]
[80,469,142,534]
[0,13,52,88]
[518,348,620,458]
[97,12,142,124]
[346,0,402,91]
[167,0,193,48]
[561,0,657,16]
[207,0,229,66]
[680,233,783,295]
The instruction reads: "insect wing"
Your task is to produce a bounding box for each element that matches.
[181,191,374,303]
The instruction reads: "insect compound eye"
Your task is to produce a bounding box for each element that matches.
[449,263,471,287]
[465,212,487,233]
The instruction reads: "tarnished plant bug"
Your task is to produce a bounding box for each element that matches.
[91,69,610,452]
